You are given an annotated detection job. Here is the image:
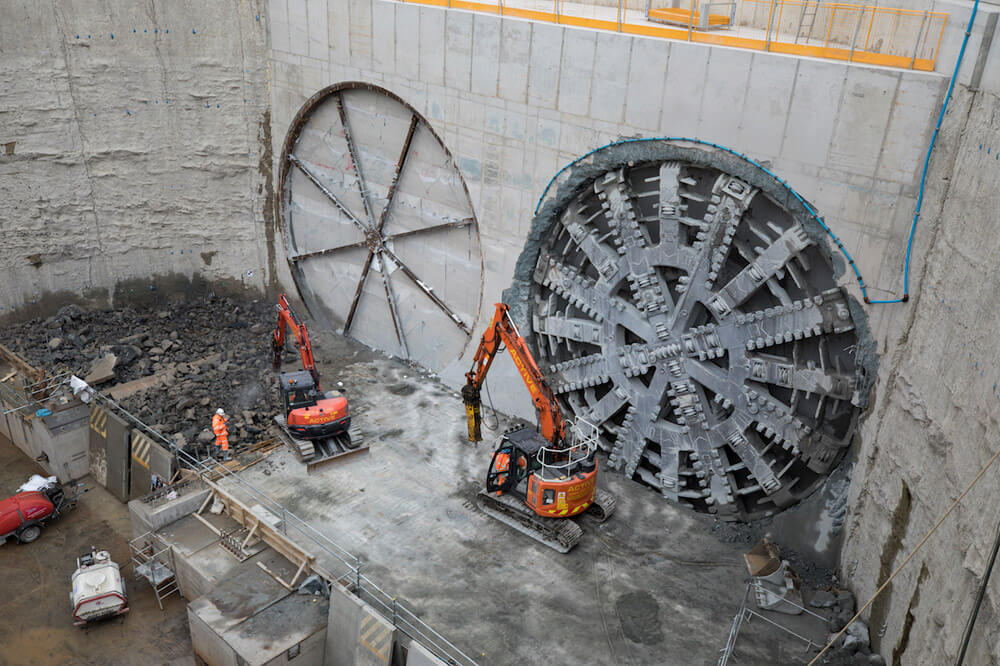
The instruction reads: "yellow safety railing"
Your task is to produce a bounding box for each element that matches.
[400,0,947,72]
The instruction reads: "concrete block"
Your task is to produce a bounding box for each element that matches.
[325,585,396,666]
[557,29,596,116]
[444,11,473,91]
[877,73,945,184]
[306,0,327,60]
[328,0,351,66]
[660,41,709,137]
[698,48,752,148]
[471,14,500,97]
[190,604,239,666]
[590,32,632,124]
[527,22,563,109]
[287,0,309,58]
[128,484,211,538]
[827,68,900,179]
[624,37,669,131]
[269,0,290,54]
[738,53,798,160]
[781,59,846,167]
[395,3,420,81]
[371,1,395,75]
[348,0,372,70]
[403,641,446,666]
[498,19,531,103]
[419,7,446,87]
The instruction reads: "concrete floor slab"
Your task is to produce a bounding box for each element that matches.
[220,329,817,665]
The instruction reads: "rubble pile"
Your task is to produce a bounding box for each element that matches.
[1,296,284,455]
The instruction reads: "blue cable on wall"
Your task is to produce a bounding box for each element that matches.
[533,3,982,305]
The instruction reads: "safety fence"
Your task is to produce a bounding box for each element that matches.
[90,388,479,666]
[401,0,947,71]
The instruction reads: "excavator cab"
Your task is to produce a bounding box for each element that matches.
[280,370,320,415]
[487,426,599,519]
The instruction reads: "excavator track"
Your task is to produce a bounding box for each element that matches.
[476,491,583,554]
[586,490,617,523]
[273,416,367,472]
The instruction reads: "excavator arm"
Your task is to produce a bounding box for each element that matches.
[462,303,566,446]
[271,294,321,390]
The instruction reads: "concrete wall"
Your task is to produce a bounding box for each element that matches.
[841,63,1000,662]
[0,0,276,317]
[266,0,947,415]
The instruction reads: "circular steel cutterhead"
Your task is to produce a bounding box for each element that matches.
[278,82,483,371]
[522,140,870,521]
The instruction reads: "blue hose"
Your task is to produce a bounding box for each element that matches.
[532,7,981,305]
[892,0,981,303]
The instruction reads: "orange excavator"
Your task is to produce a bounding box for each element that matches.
[462,303,615,552]
[271,294,365,468]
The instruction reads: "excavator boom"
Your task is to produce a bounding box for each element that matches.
[272,294,321,390]
[462,303,565,445]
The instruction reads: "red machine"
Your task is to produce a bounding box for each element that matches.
[271,294,364,468]
[272,293,351,440]
[462,303,615,552]
[0,482,76,545]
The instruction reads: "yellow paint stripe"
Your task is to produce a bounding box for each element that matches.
[395,0,944,71]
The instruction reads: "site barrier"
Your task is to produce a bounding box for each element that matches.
[401,0,947,71]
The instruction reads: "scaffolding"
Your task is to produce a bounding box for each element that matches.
[129,531,181,610]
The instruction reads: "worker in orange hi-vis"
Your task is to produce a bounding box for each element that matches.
[212,408,230,460]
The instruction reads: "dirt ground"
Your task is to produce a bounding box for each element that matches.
[0,435,193,666]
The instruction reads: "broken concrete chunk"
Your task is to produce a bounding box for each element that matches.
[809,590,838,608]
[84,353,118,385]
[197,429,215,444]
[48,337,63,350]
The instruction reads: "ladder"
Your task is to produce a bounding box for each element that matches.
[795,0,823,43]
[129,532,181,610]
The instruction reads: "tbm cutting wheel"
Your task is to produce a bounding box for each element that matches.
[528,147,866,521]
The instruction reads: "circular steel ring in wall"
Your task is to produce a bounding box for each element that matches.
[519,140,870,521]
[278,82,482,371]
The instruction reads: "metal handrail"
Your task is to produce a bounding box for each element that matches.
[86,385,478,666]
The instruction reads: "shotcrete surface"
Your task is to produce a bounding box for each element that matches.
[223,326,827,665]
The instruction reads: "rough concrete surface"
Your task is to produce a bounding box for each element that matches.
[0,434,193,666]
[222,325,837,665]
[0,0,275,315]
[843,83,1000,664]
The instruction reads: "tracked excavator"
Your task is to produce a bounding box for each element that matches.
[462,303,616,552]
[271,294,366,469]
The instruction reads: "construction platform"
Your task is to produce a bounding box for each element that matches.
[215,328,826,665]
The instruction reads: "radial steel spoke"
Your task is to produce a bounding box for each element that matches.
[288,154,370,235]
[745,355,855,401]
[707,224,811,318]
[378,245,470,334]
[383,219,474,243]
[335,94,378,229]
[290,239,368,262]
[343,250,376,336]
[377,250,409,358]
[375,113,419,234]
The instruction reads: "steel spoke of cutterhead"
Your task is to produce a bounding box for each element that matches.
[343,250,376,336]
[335,94,377,230]
[376,250,409,358]
[288,153,369,235]
[376,113,419,235]
[378,245,470,334]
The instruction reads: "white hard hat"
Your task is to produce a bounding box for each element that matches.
[216,408,225,416]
